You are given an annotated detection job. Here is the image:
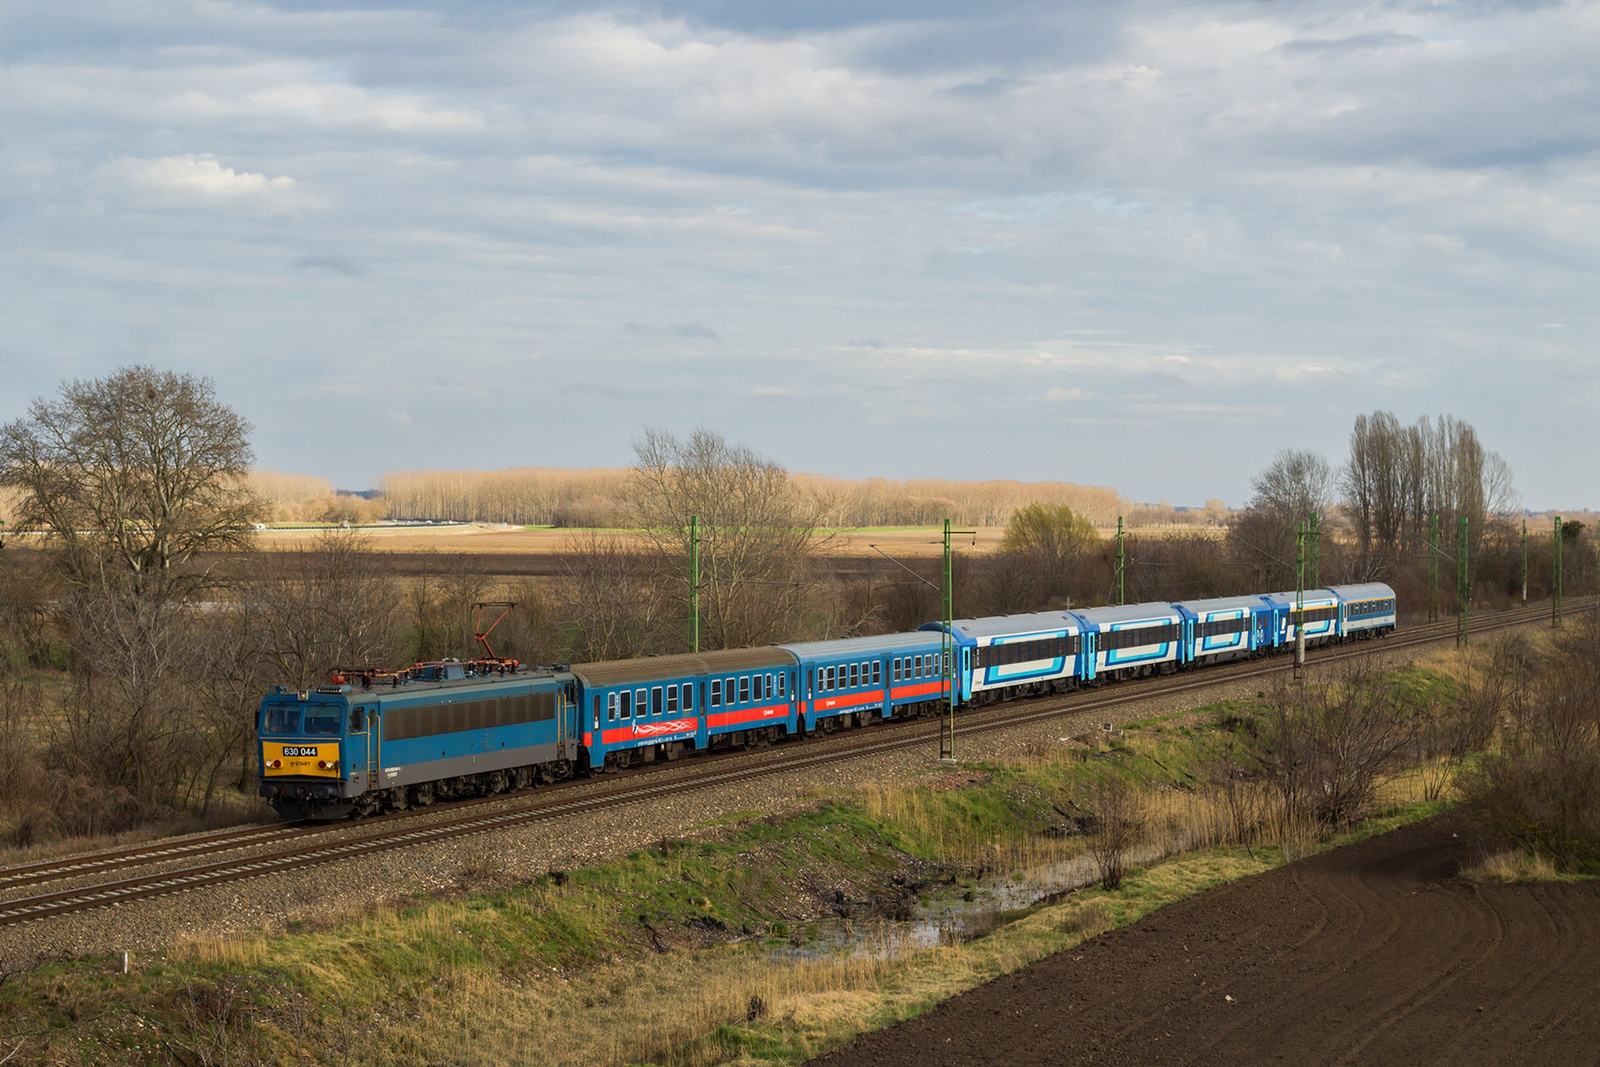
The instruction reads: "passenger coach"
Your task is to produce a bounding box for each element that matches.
[922,611,1087,704]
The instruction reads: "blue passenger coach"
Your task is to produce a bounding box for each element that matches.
[1076,602,1185,680]
[1262,589,1340,647]
[572,648,796,770]
[1173,595,1273,665]
[1329,582,1398,638]
[781,631,947,732]
[922,612,1087,704]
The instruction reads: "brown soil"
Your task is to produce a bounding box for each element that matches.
[813,814,1600,1066]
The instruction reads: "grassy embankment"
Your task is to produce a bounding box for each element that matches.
[0,669,1463,1066]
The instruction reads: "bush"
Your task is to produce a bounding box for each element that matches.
[1461,612,1600,873]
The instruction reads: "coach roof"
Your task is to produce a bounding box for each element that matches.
[1075,602,1182,626]
[781,631,945,657]
[921,612,1084,641]
[571,647,794,687]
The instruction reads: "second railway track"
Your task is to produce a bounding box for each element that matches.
[0,599,1576,928]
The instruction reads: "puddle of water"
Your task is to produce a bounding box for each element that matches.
[771,832,1204,961]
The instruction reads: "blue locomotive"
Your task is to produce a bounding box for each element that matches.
[258,582,1395,820]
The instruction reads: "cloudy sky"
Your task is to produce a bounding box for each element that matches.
[3,0,1597,506]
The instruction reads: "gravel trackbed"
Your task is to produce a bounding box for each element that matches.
[812,814,1600,1066]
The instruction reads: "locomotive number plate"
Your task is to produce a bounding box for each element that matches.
[262,742,341,778]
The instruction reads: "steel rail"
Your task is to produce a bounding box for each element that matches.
[0,599,1579,927]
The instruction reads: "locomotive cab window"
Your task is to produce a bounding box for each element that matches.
[349,707,367,733]
[263,705,301,735]
[304,706,342,736]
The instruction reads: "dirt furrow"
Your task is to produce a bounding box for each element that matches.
[811,815,1600,1066]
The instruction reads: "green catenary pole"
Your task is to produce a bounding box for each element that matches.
[689,514,700,653]
[1309,511,1321,589]
[941,518,955,761]
[1294,520,1306,677]
[1457,516,1469,648]
[1115,515,1125,607]
[1521,518,1528,604]
[1554,515,1563,627]
[1428,513,1440,623]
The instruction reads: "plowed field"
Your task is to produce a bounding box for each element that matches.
[813,815,1600,1066]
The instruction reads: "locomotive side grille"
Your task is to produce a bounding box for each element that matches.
[383,691,557,741]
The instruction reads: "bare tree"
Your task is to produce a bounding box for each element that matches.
[248,530,402,689]
[1248,659,1419,832]
[1227,449,1332,588]
[558,529,669,660]
[630,427,827,650]
[1088,775,1147,890]
[0,366,262,593]
[1341,411,1519,563]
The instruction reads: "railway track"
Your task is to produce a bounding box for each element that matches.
[0,599,1578,928]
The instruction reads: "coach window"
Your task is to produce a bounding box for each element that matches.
[711,679,722,707]
[619,691,631,719]
[846,663,856,688]
[871,661,881,685]
[778,673,787,697]
[652,687,664,715]
[739,676,750,703]
[891,658,900,682]
[682,683,693,710]
[827,666,837,690]
[666,685,678,715]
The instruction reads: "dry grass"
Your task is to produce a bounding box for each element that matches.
[1461,849,1571,883]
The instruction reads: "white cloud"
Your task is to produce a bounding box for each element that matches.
[116,154,294,197]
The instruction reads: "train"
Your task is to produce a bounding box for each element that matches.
[257,582,1396,820]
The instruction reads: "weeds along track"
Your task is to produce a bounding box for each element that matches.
[0,600,1576,928]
